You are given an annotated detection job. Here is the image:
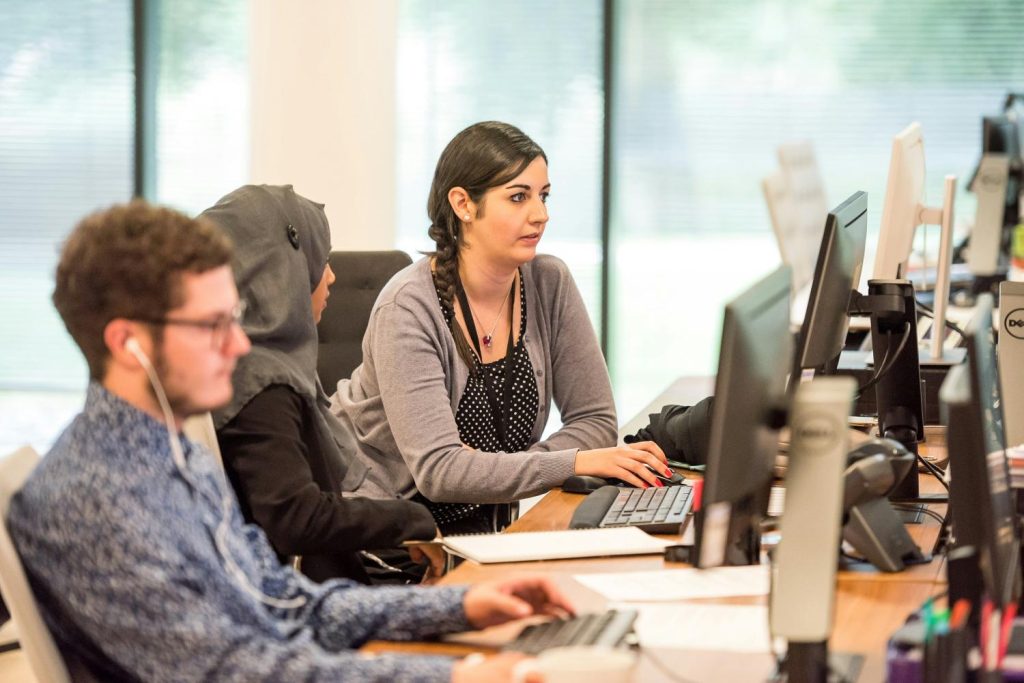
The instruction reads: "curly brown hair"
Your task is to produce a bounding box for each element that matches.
[427,121,547,371]
[53,200,233,380]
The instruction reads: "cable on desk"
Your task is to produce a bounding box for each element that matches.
[915,299,966,340]
[891,504,947,526]
[916,453,950,492]
[855,322,913,398]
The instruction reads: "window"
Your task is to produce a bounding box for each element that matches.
[609,0,1024,416]
[395,0,605,326]
[0,0,247,454]
[0,1,134,453]
[149,0,249,214]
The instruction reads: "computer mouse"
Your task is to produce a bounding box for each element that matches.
[645,464,686,485]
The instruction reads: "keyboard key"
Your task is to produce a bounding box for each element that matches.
[634,489,657,511]
[622,490,643,513]
[504,610,638,654]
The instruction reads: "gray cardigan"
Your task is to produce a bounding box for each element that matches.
[330,254,618,503]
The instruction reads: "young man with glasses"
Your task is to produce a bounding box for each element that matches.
[7,201,567,682]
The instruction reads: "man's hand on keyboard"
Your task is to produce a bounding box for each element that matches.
[573,440,671,488]
[451,652,541,683]
[463,574,575,629]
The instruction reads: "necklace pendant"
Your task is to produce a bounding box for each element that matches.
[482,334,493,348]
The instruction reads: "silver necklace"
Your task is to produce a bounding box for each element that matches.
[467,280,513,348]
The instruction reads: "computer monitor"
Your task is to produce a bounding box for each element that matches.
[968,114,1022,279]
[696,266,793,568]
[983,114,1022,165]
[941,294,1020,608]
[793,191,867,376]
[873,122,958,363]
[873,123,926,281]
[763,141,829,292]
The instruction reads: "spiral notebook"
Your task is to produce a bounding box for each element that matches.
[441,527,672,564]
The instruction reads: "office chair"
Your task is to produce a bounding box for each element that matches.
[0,446,72,683]
[316,250,412,392]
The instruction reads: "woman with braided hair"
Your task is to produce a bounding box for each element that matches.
[331,121,670,534]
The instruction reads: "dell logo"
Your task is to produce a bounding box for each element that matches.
[979,172,1004,192]
[978,171,1003,192]
[794,414,840,453]
[1005,308,1024,340]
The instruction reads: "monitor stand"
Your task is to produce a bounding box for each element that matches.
[887,452,948,524]
[770,645,864,683]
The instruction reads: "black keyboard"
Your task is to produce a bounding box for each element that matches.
[569,484,693,534]
[504,609,638,655]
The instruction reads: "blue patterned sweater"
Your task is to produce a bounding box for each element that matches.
[9,383,469,682]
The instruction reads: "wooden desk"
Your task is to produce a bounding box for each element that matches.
[367,377,950,681]
[365,477,946,680]
[366,479,945,681]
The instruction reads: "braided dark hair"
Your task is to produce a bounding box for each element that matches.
[427,121,547,371]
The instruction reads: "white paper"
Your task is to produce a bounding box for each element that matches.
[442,527,671,564]
[573,565,770,602]
[621,602,772,653]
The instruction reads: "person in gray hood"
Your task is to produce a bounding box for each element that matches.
[206,184,439,584]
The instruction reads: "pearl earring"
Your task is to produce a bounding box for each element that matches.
[463,215,470,220]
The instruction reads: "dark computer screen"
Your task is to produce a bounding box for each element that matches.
[697,266,793,568]
[982,114,1021,215]
[794,191,867,375]
[941,294,1020,607]
[983,114,1022,161]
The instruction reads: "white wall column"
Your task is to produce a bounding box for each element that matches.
[249,0,397,250]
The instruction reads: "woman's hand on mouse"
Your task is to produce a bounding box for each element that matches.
[573,441,671,488]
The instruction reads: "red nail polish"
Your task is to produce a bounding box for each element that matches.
[664,469,673,477]
[655,480,664,488]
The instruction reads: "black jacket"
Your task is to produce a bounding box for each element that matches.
[216,384,436,583]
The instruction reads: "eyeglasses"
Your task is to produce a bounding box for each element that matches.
[135,301,247,350]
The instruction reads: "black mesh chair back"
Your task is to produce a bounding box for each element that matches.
[316,250,412,392]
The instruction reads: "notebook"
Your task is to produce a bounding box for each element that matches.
[442,527,672,564]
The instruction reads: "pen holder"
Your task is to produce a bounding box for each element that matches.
[887,619,926,683]
[887,618,971,683]
[923,627,967,683]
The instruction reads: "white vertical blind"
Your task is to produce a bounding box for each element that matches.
[152,0,249,215]
[609,0,1024,415]
[394,0,605,326]
[0,0,248,454]
[0,0,133,391]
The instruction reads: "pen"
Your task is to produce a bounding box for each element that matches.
[922,597,935,642]
[998,601,1018,666]
[981,598,998,671]
[949,598,971,630]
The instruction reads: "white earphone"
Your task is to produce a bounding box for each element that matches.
[125,336,144,359]
[125,333,305,610]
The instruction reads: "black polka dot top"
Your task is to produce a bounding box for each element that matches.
[421,273,540,531]
[452,276,539,454]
